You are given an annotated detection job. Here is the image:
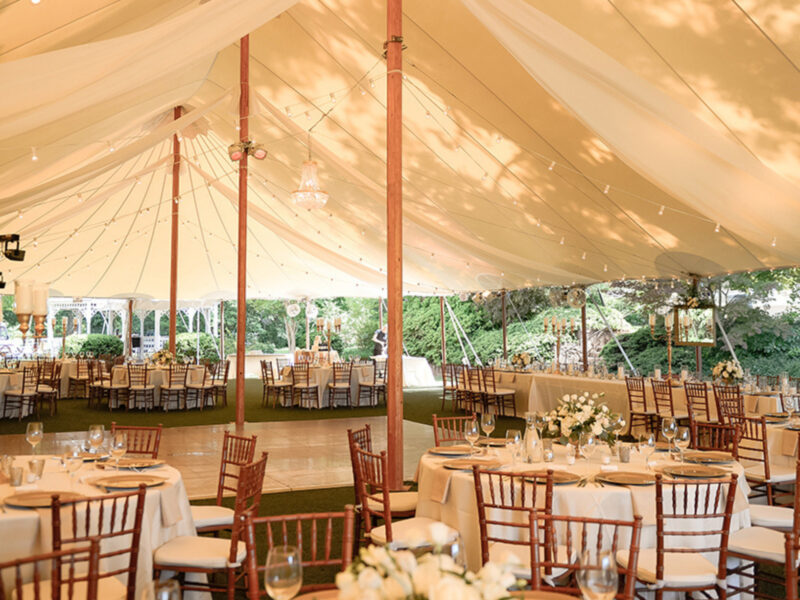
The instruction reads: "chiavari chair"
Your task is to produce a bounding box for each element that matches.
[713,383,745,423]
[110,422,162,458]
[625,377,657,435]
[440,363,458,411]
[161,363,188,411]
[432,413,477,446]
[481,366,516,416]
[651,378,687,420]
[291,363,320,409]
[356,359,386,407]
[684,381,713,423]
[689,420,740,455]
[67,358,90,399]
[261,360,292,408]
[211,359,230,407]
[127,363,155,411]
[36,361,62,416]
[327,362,353,408]
[3,366,38,420]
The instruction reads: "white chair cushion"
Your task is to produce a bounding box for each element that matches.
[328,383,350,388]
[129,384,155,390]
[489,541,571,580]
[366,491,418,513]
[154,535,246,569]
[268,382,291,388]
[15,575,127,600]
[368,517,457,548]
[749,504,794,530]
[728,526,791,564]
[293,383,317,389]
[744,463,797,483]
[36,385,54,393]
[486,387,515,396]
[617,548,717,587]
[162,385,185,391]
[191,504,235,529]
[5,390,36,397]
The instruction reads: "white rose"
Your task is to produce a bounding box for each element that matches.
[429,575,476,600]
[382,573,412,599]
[429,521,454,548]
[602,405,609,412]
[412,560,442,596]
[592,422,603,436]
[393,549,417,575]
[562,394,570,402]
[360,545,391,571]
[336,570,356,591]
[357,567,383,590]
[571,394,578,401]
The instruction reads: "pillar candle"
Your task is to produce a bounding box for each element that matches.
[14,279,32,314]
[32,283,48,316]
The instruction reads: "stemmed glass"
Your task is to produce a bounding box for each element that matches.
[110,432,127,471]
[63,444,82,490]
[87,424,105,455]
[639,432,657,470]
[505,429,522,466]
[534,413,547,442]
[576,549,619,600]
[579,432,597,460]
[661,417,677,457]
[675,427,691,463]
[264,545,302,600]
[480,412,496,446]
[465,418,480,455]
[26,422,43,455]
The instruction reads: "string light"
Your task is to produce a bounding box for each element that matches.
[603,264,608,272]
[603,184,610,194]
[359,88,366,96]
[31,147,38,161]
[771,237,777,247]
[481,173,488,181]
[369,79,375,88]
[286,107,293,117]
[107,142,115,153]
[714,223,720,233]
[495,135,503,144]
[658,205,664,216]
[329,93,336,103]
[581,251,586,260]
[559,236,565,245]
[305,111,311,120]
[547,161,555,171]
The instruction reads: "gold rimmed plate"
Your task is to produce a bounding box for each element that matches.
[653,441,671,452]
[596,472,655,486]
[476,437,507,447]
[98,458,165,470]
[79,452,109,462]
[442,458,503,471]
[524,471,581,485]
[765,415,789,424]
[92,474,166,489]
[683,451,734,464]
[427,445,475,457]
[4,491,85,509]
[662,465,727,479]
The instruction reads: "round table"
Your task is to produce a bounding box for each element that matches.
[416,443,752,572]
[0,454,201,598]
[293,588,575,599]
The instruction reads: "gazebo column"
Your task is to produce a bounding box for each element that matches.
[169,106,182,355]
[439,297,446,367]
[501,290,508,361]
[386,0,404,489]
[154,310,162,350]
[581,304,588,371]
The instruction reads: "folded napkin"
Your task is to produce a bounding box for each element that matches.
[429,468,453,504]
[781,429,799,456]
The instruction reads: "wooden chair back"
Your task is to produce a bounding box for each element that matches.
[443,364,458,389]
[347,424,372,454]
[690,421,740,455]
[18,367,36,393]
[168,363,189,387]
[214,359,230,384]
[76,359,90,379]
[432,413,477,445]
[625,377,648,413]
[110,422,162,458]
[276,357,289,371]
[654,474,738,587]
[529,512,643,600]
[332,362,352,386]
[372,359,386,384]
[480,366,500,394]
[0,538,101,600]
[242,506,355,598]
[650,379,675,416]
[49,362,63,388]
[684,381,711,422]
[472,466,554,568]
[126,364,148,387]
[291,363,310,386]
[727,415,770,479]
[351,446,393,541]
[37,357,54,379]
[227,453,269,565]
[713,384,744,423]
[52,486,147,600]
[466,367,483,393]
[216,430,258,505]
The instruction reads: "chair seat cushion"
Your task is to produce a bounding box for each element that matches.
[366,491,418,513]
[186,384,214,390]
[617,548,717,587]
[744,463,797,483]
[328,383,351,389]
[162,385,185,391]
[15,574,127,600]
[5,390,36,397]
[36,385,54,393]
[268,382,292,388]
[154,535,246,569]
[489,541,571,580]
[368,517,457,548]
[360,382,384,388]
[293,383,317,389]
[486,387,515,396]
[103,383,129,390]
[129,384,155,391]
[749,504,794,530]
[728,526,792,564]
[190,504,235,529]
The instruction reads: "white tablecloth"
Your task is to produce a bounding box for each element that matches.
[111,365,207,407]
[401,356,437,388]
[282,365,373,408]
[0,455,203,598]
[416,445,751,573]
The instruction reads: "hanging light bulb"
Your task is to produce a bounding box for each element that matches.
[658,205,665,216]
[603,184,610,194]
[548,161,555,171]
[291,134,329,210]
[714,222,720,233]
[31,147,38,161]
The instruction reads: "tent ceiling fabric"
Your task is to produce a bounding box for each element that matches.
[0,0,797,300]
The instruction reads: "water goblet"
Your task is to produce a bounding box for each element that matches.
[26,422,43,455]
[465,418,480,455]
[110,432,127,470]
[579,432,596,460]
[675,427,691,462]
[264,545,302,600]
[87,424,105,454]
[505,429,522,466]
[661,417,677,456]
[576,549,618,600]
[640,432,657,470]
[480,412,496,449]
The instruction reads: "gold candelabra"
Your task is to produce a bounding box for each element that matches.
[16,313,30,348]
[315,317,341,363]
[543,315,576,374]
[649,312,675,381]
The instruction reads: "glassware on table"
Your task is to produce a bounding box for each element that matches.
[264,545,302,600]
[87,424,105,453]
[480,412,496,440]
[26,422,43,455]
[140,579,181,600]
[505,429,522,465]
[640,432,657,470]
[661,417,677,456]
[447,532,467,568]
[576,549,619,600]
[542,438,554,462]
[9,466,23,487]
[1,455,13,478]
[28,458,45,481]
[579,432,596,460]
[675,427,691,462]
[534,413,547,441]
[465,418,480,455]
[110,432,127,470]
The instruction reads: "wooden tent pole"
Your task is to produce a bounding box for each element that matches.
[127,299,133,358]
[169,106,181,355]
[219,301,225,360]
[305,301,310,350]
[235,35,250,431]
[581,303,588,371]
[386,0,404,489]
[501,291,508,361]
[440,296,446,367]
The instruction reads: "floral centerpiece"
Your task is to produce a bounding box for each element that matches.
[543,392,617,445]
[712,360,743,385]
[336,543,522,600]
[150,349,174,367]
[510,352,531,369]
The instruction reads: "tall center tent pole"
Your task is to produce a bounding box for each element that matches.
[386,0,404,489]
[169,106,181,355]
[234,35,250,431]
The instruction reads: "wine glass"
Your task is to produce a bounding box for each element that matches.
[63,444,82,490]
[639,432,657,470]
[480,412,496,441]
[661,417,677,456]
[675,427,691,463]
[465,418,480,455]
[576,549,618,600]
[26,422,43,455]
[264,545,302,600]
[534,413,547,441]
[579,432,596,460]
[505,429,522,466]
[87,424,104,454]
[110,432,127,470]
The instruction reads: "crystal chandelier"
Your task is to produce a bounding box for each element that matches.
[291,135,329,209]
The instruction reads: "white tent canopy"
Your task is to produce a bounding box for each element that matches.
[1,0,798,300]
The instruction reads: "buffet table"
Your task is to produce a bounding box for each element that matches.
[0,455,202,598]
[416,444,751,572]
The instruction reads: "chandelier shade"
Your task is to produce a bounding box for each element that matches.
[291,160,329,209]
